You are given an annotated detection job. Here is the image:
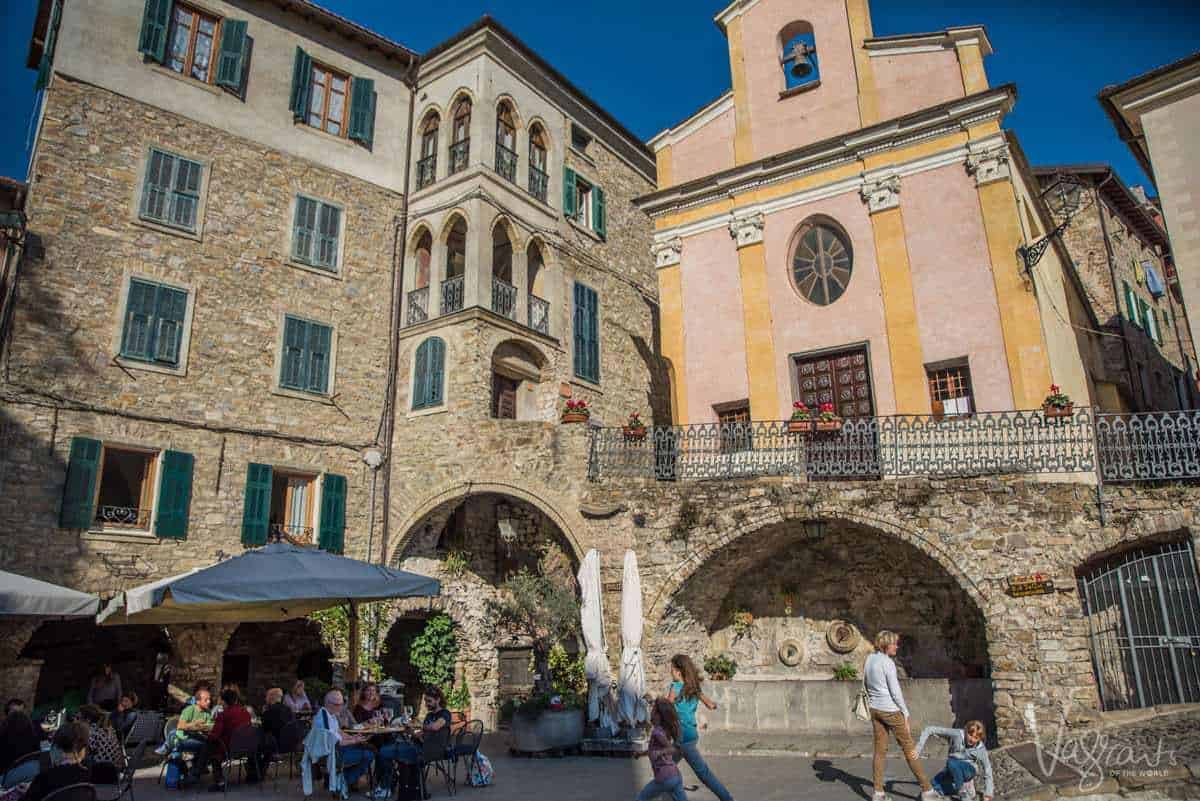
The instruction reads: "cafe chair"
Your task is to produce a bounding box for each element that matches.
[2,750,49,788]
[450,721,483,787]
[419,726,455,798]
[41,783,97,801]
[155,718,182,785]
[221,725,264,793]
[95,741,147,801]
[124,712,164,752]
[265,719,307,787]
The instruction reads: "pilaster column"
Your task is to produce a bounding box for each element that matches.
[653,237,688,423]
[512,237,529,326]
[730,213,780,419]
[429,236,447,319]
[463,199,486,312]
[861,172,929,414]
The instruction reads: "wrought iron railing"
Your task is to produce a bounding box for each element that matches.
[449,139,470,175]
[529,167,548,203]
[1096,411,1200,482]
[441,276,464,315]
[406,286,429,326]
[495,144,518,183]
[529,294,550,335]
[94,505,152,529]
[269,523,314,544]
[416,156,436,189]
[492,277,517,320]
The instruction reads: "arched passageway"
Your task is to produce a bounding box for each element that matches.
[222,619,332,707]
[21,621,170,710]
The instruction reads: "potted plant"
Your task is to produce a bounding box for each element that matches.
[623,412,648,442]
[730,608,755,639]
[1042,384,1073,420]
[561,399,590,424]
[787,401,812,434]
[815,402,843,432]
[444,680,471,732]
[703,653,737,681]
[485,569,584,753]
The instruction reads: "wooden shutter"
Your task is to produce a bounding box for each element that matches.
[1124,282,1139,327]
[593,186,607,239]
[573,283,599,382]
[215,19,248,92]
[428,337,445,406]
[563,168,577,218]
[288,47,313,122]
[413,339,430,409]
[169,157,202,231]
[293,196,317,264]
[585,286,600,382]
[138,0,172,64]
[493,374,518,419]
[121,279,159,361]
[140,149,173,222]
[60,437,101,529]
[35,0,61,91]
[153,285,188,365]
[154,450,194,539]
[315,203,339,269]
[306,321,332,394]
[347,77,376,148]
[281,316,309,390]
[240,463,272,546]
[573,283,586,379]
[318,473,346,554]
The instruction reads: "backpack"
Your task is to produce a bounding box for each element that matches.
[393,761,422,801]
[164,757,183,789]
[468,752,494,787]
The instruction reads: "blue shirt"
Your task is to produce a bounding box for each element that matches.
[670,681,699,744]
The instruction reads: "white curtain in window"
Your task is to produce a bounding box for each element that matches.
[287,477,309,531]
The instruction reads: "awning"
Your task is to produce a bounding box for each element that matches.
[0,570,100,619]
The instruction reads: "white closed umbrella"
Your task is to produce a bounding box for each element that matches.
[577,549,616,734]
[617,550,647,728]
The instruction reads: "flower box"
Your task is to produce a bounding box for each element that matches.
[815,419,843,433]
[562,412,589,424]
[787,419,812,434]
[1043,403,1073,420]
[623,426,647,441]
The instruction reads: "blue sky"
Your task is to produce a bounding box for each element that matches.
[1,0,1197,190]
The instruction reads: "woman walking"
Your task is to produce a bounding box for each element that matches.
[866,631,938,801]
[666,655,734,801]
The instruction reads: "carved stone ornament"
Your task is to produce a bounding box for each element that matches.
[651,237,683,268]
[728,212,765,248]
[826,620,863,654]
[965,142,1011,186]
[860,174,901,214]
[778,638,806,667]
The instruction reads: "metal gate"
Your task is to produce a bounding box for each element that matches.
[1079,540,1200,710]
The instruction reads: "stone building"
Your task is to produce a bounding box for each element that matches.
[1034,165,1198,412]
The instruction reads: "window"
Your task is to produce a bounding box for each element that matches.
[529,124,549,203]
[495,102,518,183]
[779,22,820,91]
[241,464,344,552]
[570,123,592,153]
[573,282,600,384]
[794,346,874,418]
[792,219,853,306]
[563,168,606,239]
[292,195,341,271]
[288,49,376,147]
[307,63,349,137]
[140,148,203,232]
[1142,298,1160,344]
[450,98,471,175]
[165,3,220,84]
[280,315,334,396]
[716,403,752,453]
[1124,281,1140,327]
[927,363,975,418]
[413,337,446,410]
[120,278,188,368]
[269,469,317,543]
[59,437,194,538]
[492,373,519,419]
[417,113,439,189]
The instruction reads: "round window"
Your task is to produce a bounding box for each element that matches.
[792,221,853,305]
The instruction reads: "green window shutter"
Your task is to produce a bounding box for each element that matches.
[318,473,347,554]
[154,450,194,540]
[572,283,585,379]
[315,203,340,270]
[288,47,313,122]
[593,185,607,239]
[413,339,430,409]
[281,315,309,391]
[35,0,62,91]
[121,279,159,361]
[293,196,317,264]
[140,149,174,223]
[138,0,172,63]
[306,321,333,394]
[60,437,101,529]
[347,77,376,148]
[588,288,600,382]
[168,157,202,231]
[428,337,445,406]
[240,463,273,546]
[563,168,577,218]
[1123,282,1138,327]
[215,19,248,92]
[152,285,188,366]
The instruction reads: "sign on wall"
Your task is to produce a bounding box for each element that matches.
[1006,573,1055,597]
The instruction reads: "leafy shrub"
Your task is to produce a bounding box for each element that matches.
[409,614,458,689]
[444,680,471,711]
[703,654,737,681]
[833,662,859,681]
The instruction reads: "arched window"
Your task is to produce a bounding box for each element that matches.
[791,218,852,306]
[417,113,439,189]
[495,102,517,183]
[412,337,446,410]
[528,124,548,203]
[450,97,471,174]
[443,216,467,314]
[779,21,820,91]
[491,223,515,320]
[408,229,434,325]
[414,230,432,290]
[527,242,549,335]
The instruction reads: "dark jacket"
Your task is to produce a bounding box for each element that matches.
[260,703,295,742]
[24,763,89,801]
[0,718,42,773]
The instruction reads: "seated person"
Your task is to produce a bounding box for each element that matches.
[172,687,214,762]
[109,693,138,740]
[390,685,452,766]
[313,690,378,798]
[283,681,312,715]
[0,710,43,786]
[915,720,995,801]
[189,687,253,791]
[24,722,89,801]
[78,705,125,770]
[353,683,410,792]
[260,688,295,744]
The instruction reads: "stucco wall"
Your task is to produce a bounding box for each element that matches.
[872,49,966,122]
[668,108,736,187]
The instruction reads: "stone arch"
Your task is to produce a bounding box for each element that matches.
[526,238,550,299]
[408,221,435,253]
[494,94,524,130]
[490,338,550,420]
[437,210,470,244]
[416,104,444,128]
[409,223,434,291]
[526,116,552,152]
[489,214,525,252]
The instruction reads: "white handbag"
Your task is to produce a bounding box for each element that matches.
[852,673,871,722]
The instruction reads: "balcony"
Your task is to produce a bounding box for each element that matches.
[587,409,1200,485]
[496,144,518,184]
[416,156,436,190]
[492,277,517,320]
[269,522,314,545]
[529,294,550,335]
[94,505,152,530]
[529,167,548,204]
[449,139,470,175]
[407,286,429,325]
[441,276,465,316]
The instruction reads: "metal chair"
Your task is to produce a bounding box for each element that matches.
[95,740,147,801]
[220,725,263,793]
[2,750,49,788]
[267,719,306,783]
[419,726,455,797]
[41,783,98,801]
[155,717,181,785]
[450,721,483,787]
[123,711,164,751]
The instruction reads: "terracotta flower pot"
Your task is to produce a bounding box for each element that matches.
[623,426,647,441]
[561,413,589,424]
[787,419,812,434]
[815,419,843,432]
[1042,403,1073,420]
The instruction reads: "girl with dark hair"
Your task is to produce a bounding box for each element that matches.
[25,722,90,801]
[635,698,687,801]
[666,655,734,801]
[0,711,42,785]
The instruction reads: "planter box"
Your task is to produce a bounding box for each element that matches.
[815,419,843,433]
[510,708,584,753]
[623,426,647,442]
[1042,403,1073,420]
[787,419,812,434]
[561,413,590,424]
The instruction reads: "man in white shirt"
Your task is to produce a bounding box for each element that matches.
[315,690,379,798]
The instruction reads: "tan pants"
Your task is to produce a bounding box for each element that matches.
[871,708,931,793]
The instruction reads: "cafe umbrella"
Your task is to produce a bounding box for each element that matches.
[98,542,440,680]
[0,569,100,618]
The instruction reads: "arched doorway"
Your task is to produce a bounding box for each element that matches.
[222,619,332,706]
[490,339,546,420]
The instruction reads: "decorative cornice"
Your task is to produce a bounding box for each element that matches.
[965,140,1011,186]
[713,0,762,33]
[863,26,993,59]
[647,92,734,152]
[860,173,902,214]
[652,237,683,268]
[729,213,765,248]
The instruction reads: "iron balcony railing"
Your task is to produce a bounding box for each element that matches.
[94,505,152,529]
[441,276,464,315]
[496,144,518,183]
[588,408,1200,484]
[407,286,429,326]
[449,139,470,175]
[269,523,315,544]
[492,277,518,320]
[529,166,549,203]
[416,156,436,189]
[529,294,550,335]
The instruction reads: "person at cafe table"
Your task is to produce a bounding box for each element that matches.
[186,685,260,791]
[315,690,381,798]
